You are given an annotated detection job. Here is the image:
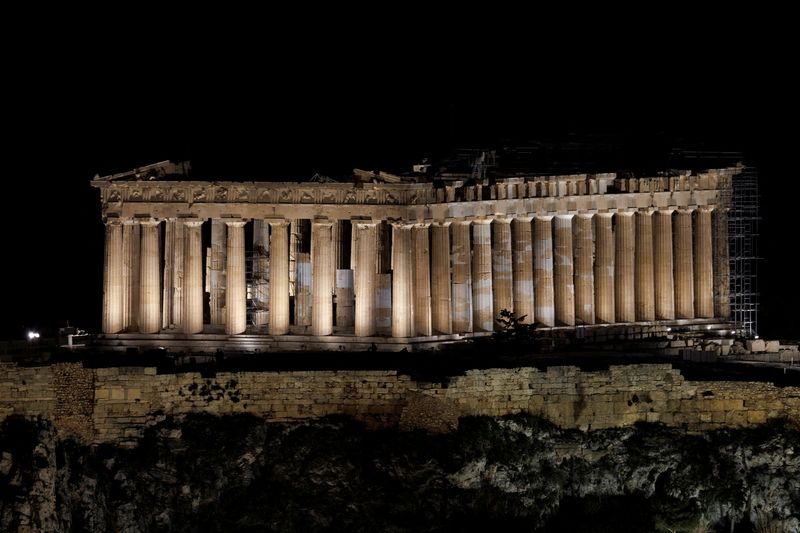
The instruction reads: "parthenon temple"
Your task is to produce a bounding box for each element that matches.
[92,158,742,352]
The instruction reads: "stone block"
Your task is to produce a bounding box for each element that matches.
[746,339,766,353]
[764,340,780,352]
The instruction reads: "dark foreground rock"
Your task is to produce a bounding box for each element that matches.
[1,414,798,532]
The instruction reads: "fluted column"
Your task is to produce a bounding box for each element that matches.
[252,220,269,328]
[573,214,594,325]
[225,220,247,335]
[472,219,494,332]
[311,220,334,336]
[391,223,415,337]
[712,208,730,319]
[594,213,615,324]
[492,218,513,323]
[614,212,635,322]
[161,220,174,329]
[121,220,139,331]
[674,209,695,319]
[694,207,714,318]
[182,220,204,334]
[102,219,123,334]
[534,216,554,327]
[355,221,378,337]
[635,210,655,321]
[269,220,290,335]
[210,219,227,326]
[653,209,675,320]
[451,221,473,333]
[553,215,575,326]
[512,217,534,324]
[171,218,184,329]
[431,222,452,334]
[413,223,432,336]
[138,220,161,333]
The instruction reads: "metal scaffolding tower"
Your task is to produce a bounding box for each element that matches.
[728,166,760,336]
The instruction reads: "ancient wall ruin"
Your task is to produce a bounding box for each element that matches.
[1,362,798,446]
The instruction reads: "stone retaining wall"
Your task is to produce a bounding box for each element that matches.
[1,363,798,445]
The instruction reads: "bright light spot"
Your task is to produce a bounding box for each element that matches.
[706,325,712,330]
[731,331,736,335]
[27,331,40,340]
[754,335,759,339]
[666,327,671,332]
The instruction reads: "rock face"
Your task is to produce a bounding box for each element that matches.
[1,414,799,532]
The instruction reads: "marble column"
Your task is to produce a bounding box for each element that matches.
[182,220,204,334]
[413,223,432,336]
[694,207,714,318]
[171,217,184,329]
[355,221,378,337]
[573,214,595,325]
[311,220,334,336]
[138,219,161,334]
[252,220,270,328]
[635,210,655,321]
[472,219,494,332]
[674,209,695,319]
[431,222,452,334]
[712,208,730,319]
[225,220,247,335]
[102,219,123,334]
[512,217,534,324]
[269,221,290,335]
[594,213,615,324]
[653,210,675,320]
[492,218,513,323]
[161,220,174,329]
[553,215,575,326]
[391,223,415,337]
[121,220,139,331]
[533,216,554,327]
[210,219,227,326]
[614,212,635,323]
[451,221,473,333]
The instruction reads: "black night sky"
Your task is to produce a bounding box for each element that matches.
[3,48,797,342]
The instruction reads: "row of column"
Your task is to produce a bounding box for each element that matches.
[102,208,721,338]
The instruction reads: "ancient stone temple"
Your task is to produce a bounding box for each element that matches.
[92,159,741,352]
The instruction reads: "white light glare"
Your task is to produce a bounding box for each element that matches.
[754,335,759,339]
[666,327,671,332]
[27,331,40,340]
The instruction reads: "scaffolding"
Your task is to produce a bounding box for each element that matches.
[728,166,760,336]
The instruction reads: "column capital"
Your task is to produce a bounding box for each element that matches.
[224,219,247,228]
[470,217,493,225]
[656,207,676,215]
[104,217,123,226]
[389,221,416,229]
[182,219,204,228]
[121,218,139,226]
[138,218,161,227]
[451,219,472,226]
[268,219,290,228]
[534,214,554,222]
[637,207,657,215]
[554,213,575,221]
[697,205,715,214]
[493,216,513,224]
[432,220,452,227]
[576,213,594,220]
[676,207,696,214]
[615,211,635,218]
[595,212,615,219]
[514,215,534,223]
[413,221,431,228]
[311,217,334,226]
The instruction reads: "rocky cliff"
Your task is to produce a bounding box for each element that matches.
[1,414,798,532]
